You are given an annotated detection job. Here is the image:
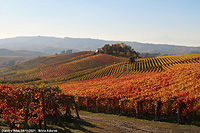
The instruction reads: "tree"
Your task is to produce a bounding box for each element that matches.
[61,50,66,54]
[129,56,135,64]
[102,44,113,54]
[101,43,139,57]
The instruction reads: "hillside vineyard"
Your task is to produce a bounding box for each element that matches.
[0,52,200,128]
[0,52,199,83]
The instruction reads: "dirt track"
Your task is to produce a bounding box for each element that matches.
[76,111,200,133]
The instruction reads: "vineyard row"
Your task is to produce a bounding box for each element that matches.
[0,86,79,129]
[74,96,196,123]
[76,55,200,81]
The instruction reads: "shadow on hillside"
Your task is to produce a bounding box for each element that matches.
[68,118,98,133]
[0,114,100,133]
[44,115,100,133]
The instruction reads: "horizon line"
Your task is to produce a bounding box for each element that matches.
[0,35,199,48]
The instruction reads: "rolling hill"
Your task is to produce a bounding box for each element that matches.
[0,51,126,83]
[0,48,48,69]
[0,48,47,57]
[57,53,200,123]
[1,50,200,85]
[1,51,200,128]
[0,36,199,55]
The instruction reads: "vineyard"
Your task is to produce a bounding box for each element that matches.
[1,53,200,129]
[0,52,125,83]
[1,52,199,84]
[26,54,200,83]
[0,85,78,129]
[74,54,200,80]
[60,58,200,123]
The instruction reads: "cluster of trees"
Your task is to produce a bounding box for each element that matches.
[61,49,73,54]
[98,43,139,58]
[55,49,73,55]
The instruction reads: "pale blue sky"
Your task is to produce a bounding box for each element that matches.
[0,0,200,46]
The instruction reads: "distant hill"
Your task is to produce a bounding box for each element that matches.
[0,56,27,69]
[0,48,48,57]
[0,36,199,55]
[0,48,48,69]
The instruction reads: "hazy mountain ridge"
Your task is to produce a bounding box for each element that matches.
[0,48,48,69]
[0,48,48,57]
[0,36,199,55]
